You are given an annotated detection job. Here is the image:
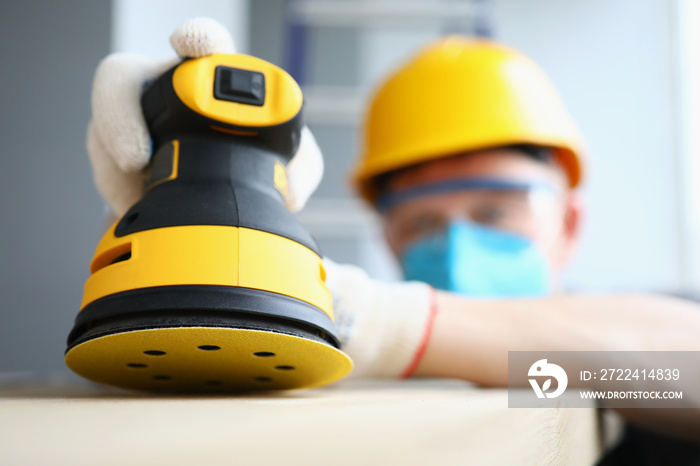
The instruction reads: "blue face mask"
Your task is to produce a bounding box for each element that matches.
[401,221,552,298]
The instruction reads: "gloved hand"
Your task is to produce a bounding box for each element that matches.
[86,17,438,379]
[325,259,437,379]
[88,17,323,218]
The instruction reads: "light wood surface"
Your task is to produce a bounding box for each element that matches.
[0,374,602,465]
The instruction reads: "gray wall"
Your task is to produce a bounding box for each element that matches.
[0,1,111,372]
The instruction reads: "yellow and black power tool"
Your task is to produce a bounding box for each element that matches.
[66,54,353,391]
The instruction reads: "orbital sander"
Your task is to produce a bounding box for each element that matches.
[66,53,353,391]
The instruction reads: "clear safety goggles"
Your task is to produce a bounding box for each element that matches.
[379,177,565,246]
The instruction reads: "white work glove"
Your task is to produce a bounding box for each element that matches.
[88,17,323,218]
[325,259,437,379]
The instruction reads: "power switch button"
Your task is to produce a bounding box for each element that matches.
[214,66,265,106]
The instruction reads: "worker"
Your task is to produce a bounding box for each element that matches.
[336,35,585,368]
[88,18,700,448]
[351,36,582,300]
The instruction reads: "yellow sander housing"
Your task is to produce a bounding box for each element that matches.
[66,54,353,392]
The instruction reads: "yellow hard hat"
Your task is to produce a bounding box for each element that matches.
[352,36,585,205]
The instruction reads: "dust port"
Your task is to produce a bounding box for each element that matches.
[253,352,275,357]
[109,251,131,265]
[198,345,220,351]
[275,366,295,370]
[254,377,272,382]
[126,363,147,368]
[144,350,166,356]
[90,242,132,273]
[153,375,171,381]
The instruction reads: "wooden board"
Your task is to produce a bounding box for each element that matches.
[0,374,602,465]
